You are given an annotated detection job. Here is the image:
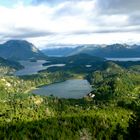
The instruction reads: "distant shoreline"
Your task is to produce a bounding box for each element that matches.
[106,57,140,61]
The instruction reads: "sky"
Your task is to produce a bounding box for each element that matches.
[0,0,140,49]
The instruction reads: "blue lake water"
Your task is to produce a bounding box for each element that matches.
[32,79,92,99]
[106,58,140,61]
[14,60,65,76]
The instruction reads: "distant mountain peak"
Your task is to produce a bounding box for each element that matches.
[4,40,34,47]
[5,39,28,43]
[43,43,140,58]
[0,40,46,60]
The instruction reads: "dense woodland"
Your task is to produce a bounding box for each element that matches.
[0,56,140,140]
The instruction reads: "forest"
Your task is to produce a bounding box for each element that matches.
[0,0,140,139]
[0,58,140,140]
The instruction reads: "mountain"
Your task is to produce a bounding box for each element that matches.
[0,40,46,60]
[41,53,105,73]
[42,47,77,57]
[85,44,140,58]
[43,44,140,58]
[42,45,99,57]
[45,53,105,64]
[0,57,23,75]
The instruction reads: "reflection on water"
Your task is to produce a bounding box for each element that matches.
[32,79,92,99]
[14,60,65,76]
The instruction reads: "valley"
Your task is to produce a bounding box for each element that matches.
[0,40,140,140]
[14,60,48,76]
[43,44,140,58]
[32,79,92,98]
[1,0,140,139]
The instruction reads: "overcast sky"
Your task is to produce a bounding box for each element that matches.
[0,0,140,48]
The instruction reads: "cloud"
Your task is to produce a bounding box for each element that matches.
[128,13,140,25]
[94,0,140,36]
[0,0,140,48]
[96,0,140,14]
[32,0,63,5]
[2,28,55,39]
[32,0,89,5]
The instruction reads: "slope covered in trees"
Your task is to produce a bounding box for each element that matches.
[0,58,140,139]
[0,57,23,75]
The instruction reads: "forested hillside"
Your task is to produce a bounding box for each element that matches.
[1,0,140,138]
[0,58,140,140]
[0,57,23,75]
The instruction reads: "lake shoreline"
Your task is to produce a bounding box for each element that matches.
[32,79,92,99]
[106,57,140,61]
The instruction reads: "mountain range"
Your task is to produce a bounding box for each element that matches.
[0,40,140,60]
[43,44,140,58]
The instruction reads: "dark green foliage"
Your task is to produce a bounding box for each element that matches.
[41,54,105,73]
[0,55,140,139]
[0,57,23,75]
[0,57,23,69]
[0,91,132,140]
[115,61,140,69]
[127,110,140,140]
[0,115,127,140]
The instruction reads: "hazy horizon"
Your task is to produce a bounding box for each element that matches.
[1,39,140,50]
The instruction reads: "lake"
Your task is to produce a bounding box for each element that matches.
[32,79,92,99]
[14,60,65,76]
[106,58,140,61]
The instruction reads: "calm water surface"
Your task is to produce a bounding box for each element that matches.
[106,58,140,61]
[32,79,92,99]
[14,60,65,76]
